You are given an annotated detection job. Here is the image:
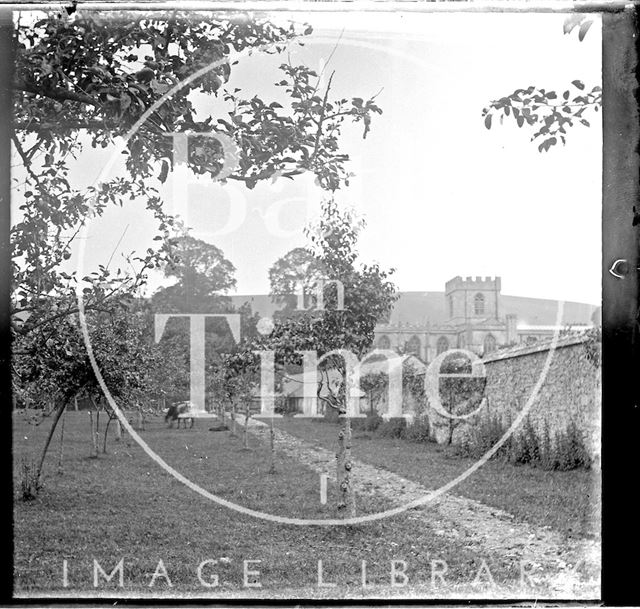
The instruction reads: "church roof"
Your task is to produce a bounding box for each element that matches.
[228,292,598,327]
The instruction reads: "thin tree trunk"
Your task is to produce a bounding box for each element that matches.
[137,408,144,431]
[336,416,356,517]
[35,399,67,485]
[230,403,237,437]
[74,395,78,411]
[89,410,98,458]
[103,413,114,453]
[57,410,66,475]
[115,419,122,441]
[243,403,250,450]
[268,417,276,474]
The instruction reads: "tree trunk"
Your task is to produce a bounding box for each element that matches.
[56,409,66,475]
[103,414,114,453]
[137,408,144,431]
[74,395,78,411]
[35,399,67,485]
[336,416,356,517]
[268,417,276,474]
[89,410,98,458]
[243,403,250,450]
[115,419,122,441]
[230,403,237,437]
[447,388,454,445]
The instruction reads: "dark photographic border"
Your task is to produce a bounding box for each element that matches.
[1,2,638,606]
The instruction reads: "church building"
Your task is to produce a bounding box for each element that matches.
[373,276,594,363]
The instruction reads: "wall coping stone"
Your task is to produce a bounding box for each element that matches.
[482,334,591,364]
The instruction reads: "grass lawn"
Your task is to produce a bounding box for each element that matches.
[13,410,595,598]
[273,418,600,541]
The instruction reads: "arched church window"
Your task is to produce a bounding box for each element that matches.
[406,335,421,356]
[474,293,485,315]
[378,335,391,350]
[483,333,497,354]
[436,336,449,355]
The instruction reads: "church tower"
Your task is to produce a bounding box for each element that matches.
[444,276,501,324]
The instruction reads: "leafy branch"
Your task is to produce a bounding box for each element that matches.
[482,81,601,152]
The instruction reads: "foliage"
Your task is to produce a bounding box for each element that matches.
[360,359,427,417]
[208,351,257,413]
[402,416,432,443]
[153,234,236,313]
[458,413,592,471]
[376,417,407,439]
[351,411,383,432]
[14,12,382,188]
[13,301,162,410]
[430,352,486,445]
[482,15,600,153]
[583,326,602,368]
[11,10,387,500]
[482,82,601,152]
[12,10,384,346]
[259,198,397,373]
[268,246,325,311]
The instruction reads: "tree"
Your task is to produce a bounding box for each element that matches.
[430,353,486,445]
[12,10,385,500]
[14,301,161,488]
[268,246,325,311]
[152,234,236,313]
[12,10,384,341]
[150,237,264,410]
[257,198,398,516]
[482,15,601,152]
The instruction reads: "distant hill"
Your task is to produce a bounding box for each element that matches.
[230,292,598,326]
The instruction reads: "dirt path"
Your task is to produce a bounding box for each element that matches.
[240,415,600,598]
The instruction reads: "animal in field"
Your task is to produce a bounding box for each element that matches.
[164,401,195,429]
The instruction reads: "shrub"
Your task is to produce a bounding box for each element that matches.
[546,420,592,470]
[376,417,407,438]
[403,416,432,443]
[352,412,383,432]
[457,413,512,460]
[509,417,545,466]
[459,412,592,471]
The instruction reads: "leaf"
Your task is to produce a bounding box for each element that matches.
[578,20,593,42]
[563,14,584,35]
[572,80,585,90]
[158,160,169,183]
[484,114,492,129]
[120,93,131,111]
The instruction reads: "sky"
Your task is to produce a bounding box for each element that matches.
[15,11,603,305]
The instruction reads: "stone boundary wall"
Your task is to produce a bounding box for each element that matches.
[477,335,601,459]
